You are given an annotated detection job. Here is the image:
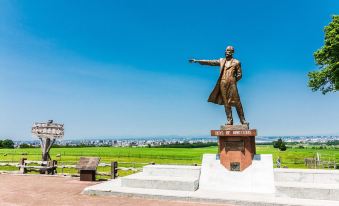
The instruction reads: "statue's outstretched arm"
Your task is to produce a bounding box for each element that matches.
[189,59,220,66]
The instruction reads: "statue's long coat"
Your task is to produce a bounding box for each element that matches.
[201,58,242,106]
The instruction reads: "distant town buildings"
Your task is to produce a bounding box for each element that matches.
[12,135,339,148]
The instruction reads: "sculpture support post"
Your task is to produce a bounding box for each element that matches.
[39,138,56,161]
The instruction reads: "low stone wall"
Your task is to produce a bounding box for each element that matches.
[274,168,339,184]
[274,168,339,201]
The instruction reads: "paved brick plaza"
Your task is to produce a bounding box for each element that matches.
[0,174,234,206]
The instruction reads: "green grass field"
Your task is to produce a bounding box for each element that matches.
[0,146,338,177]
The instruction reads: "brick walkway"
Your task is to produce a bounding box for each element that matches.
[0,174,234,206]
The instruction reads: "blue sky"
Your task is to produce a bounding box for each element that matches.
[0,0,338,140]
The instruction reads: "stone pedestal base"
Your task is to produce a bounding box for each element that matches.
[211,128,257,171]
[199,154,275,193]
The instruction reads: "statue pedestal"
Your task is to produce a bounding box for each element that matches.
[211,128,257,171]
[199,154,275,193]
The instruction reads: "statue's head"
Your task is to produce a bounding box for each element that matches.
[225,46,234,57]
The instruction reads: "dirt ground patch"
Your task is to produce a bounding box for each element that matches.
[0,174,233,206]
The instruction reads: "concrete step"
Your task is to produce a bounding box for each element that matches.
[121,172,199,191]
[274,168,339,184]
[142,165,201,178]
[276,181,339,201]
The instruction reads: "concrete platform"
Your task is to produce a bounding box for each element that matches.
[121,173,199,191]
[121,165,200,191]
[83,179,339,206]
[82,158,339,205]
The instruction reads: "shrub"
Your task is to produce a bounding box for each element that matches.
[273,138,287,151]
[279,143,287,151]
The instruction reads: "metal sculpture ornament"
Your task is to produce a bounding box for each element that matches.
[32,120,64,161]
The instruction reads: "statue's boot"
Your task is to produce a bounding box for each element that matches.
[225,105,233,125]
[236,103,248,125]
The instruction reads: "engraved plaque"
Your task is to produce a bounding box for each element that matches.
[211,129,257,136]
[230,162,240,171]
[76,157,100,170]
[224,140,244,151]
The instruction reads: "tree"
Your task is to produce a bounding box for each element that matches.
[273,138,283,148]
[273,138,287,151]
[308,15,339,94]
[2,139,14,148]
[0,140,3,148]
[279,143,287,151]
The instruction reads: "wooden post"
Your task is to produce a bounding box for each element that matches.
[19,158,27,174]
[111,161,118,179]
[52,160,57,174]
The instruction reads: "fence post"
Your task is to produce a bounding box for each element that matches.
[111,161,118,179]
[19,158,27,174]
[53,160,57,175]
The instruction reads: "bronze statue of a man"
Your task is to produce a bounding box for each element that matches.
[189,46,248,126]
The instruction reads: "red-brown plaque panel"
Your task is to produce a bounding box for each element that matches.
[211,129,257,171]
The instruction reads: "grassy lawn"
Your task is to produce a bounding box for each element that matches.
[257,145,339,168]
[0,145,338,177]
[0,146,217,164]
